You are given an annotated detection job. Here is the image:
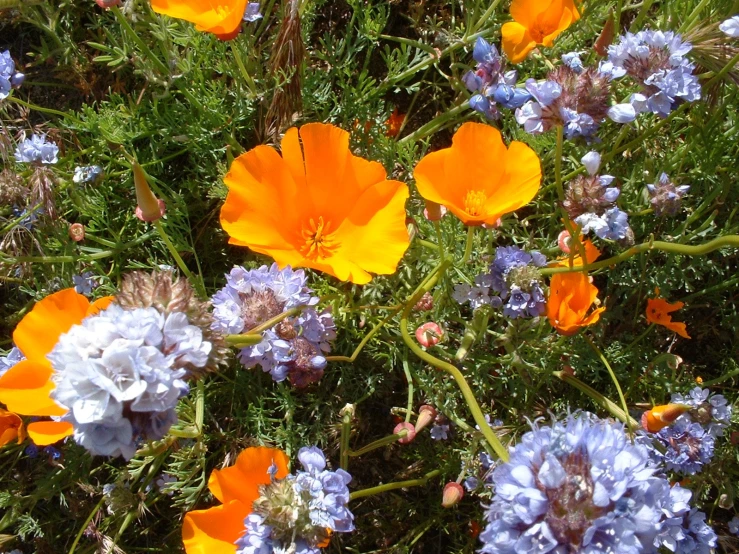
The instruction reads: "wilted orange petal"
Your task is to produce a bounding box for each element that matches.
[182,501,250,554]
[27,421,73,445]
[0,408,24,447]
[13,288,91,363]
[0,360,66,416]
[209,446,289,506]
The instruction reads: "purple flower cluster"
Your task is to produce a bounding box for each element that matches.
[14,134,59,165]
[479,412,716,554]
[463,38,532,120]
[236,447,353,554]
[670,387,732,437]
[490,246,547,319]
[647,173,690,217]
[211,264,335,387]
[0,50,24,100]
[604,30,701,117]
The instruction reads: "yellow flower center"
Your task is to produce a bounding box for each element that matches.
[463,190,488,217]
[300,216,338,260]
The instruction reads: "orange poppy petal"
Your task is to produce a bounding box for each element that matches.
[27,421,73,445]
[333,180,411,281]
[88,296,115,316]
[209,446,289,505]
[182,501,250,554]
[151,0,248,35]
[501,22,537,63]
[13,288,91,363]
[0,409,24,447]
[0,360,66,416]
[510,0,553,27]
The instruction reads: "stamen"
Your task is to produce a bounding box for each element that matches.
[300,216,338,260]
[463,190,488,217]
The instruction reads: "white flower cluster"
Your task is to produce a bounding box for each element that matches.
[48,304,212,459]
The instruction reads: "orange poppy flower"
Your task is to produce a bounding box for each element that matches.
[641,403,691,433]
[547,272,605,335]
[183,446,289,554]
[0,289,113,445]
[645,298,690,339]
[220,123,411,285]
[413,122,541,226]
[0,408,25,447]
[150,0,248,39]
[502,0,580,63]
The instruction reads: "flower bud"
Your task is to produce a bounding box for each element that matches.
[68,223,85,242]
[413,291,434,312]
[393,422,416,444]
[641,403,691,433]
[442,482,464,508]
[415,322,443,348]
[557,230,571,253]
[414,405,437,433]
[133,162,165,222]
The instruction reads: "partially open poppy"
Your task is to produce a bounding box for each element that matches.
[641,403,691,433]
[413,122,541,226]
[221,123,411,285]
[502,0,580,63]
[183,446,289,554]
[0,289,112,445]
[547,272,605,335]
[150,0,248,39]
[646,297,690,339]
[0,408,25,447]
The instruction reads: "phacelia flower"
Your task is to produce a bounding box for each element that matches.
[728,515,739,535]
[453,274,499,310]
[212,264,335,387]
[606,30,701,117]
[463,38,532,120]
[221,123,410,285]
[430,423,450,440]
[48,302,211,459]
[243,2,263,22]
[73,165,104,184]
[0,50,24,100]
[653,418,715,475]
[647,173,690,216]
[0,407,25,447]
[73,272,97,295]
[182,446,354,554]
[575,206,632,241]
[151,0,250,39]
[653,484,717,554]
[720,16,739,38]
[646,297,690,339]
[479,412,700,554]
[670,387,732,437]
[14,134,59,165]
[515,66,632,140]
[547,271,605,335]
[486,246,547,319]
[0,289,113,446]
[501,0,580,63]
[414,123,541,226]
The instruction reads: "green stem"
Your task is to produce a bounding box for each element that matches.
[584,335,634,432]
[349,470,442,500]
[455,307,490,361]
[554,371,639,428]
[112,6,170,76]
[153,220,205,297]
[340,405,354,470]
[226,306,307,346]
[399,101,469,145]
[433,221,447,262]
[702,369,739,387]
[470,0,504,34]
[8,96,84,125]
[461,225,475,265]
[230,42,258,97]
[68,496,106,554]
[400,268,509,461]
[402,360,415,423]
[326,309,400,362]
[348,429,409,457]
[541,235,739,275]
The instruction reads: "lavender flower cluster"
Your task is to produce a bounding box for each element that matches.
[568,151,632,241]
[462,38,532,120]
[236,447,354,554]
[14,134,59,165]
[48,304,212,459]
[479,412,717,554]
[212,264,335,387]
[454,246,546,319]
[647,173,690,217]
[642,387,731,475]
[0,50,24,100]
[604,30,701,118]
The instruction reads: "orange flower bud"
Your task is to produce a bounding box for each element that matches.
[442,482,464,508]
[394,422,416,444]
[68,223,85,242]
[641,403,691,433]
[415,322,443,348]
[133,162,165,222]
[415,405,437,433]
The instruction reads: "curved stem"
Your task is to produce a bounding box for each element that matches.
[348,429,409,457]
[326,308,401,362]
[584,335,633,432]
[554,370,639,428]
[461,225,475,265]
[541,235,739,276]
[350,469,442,501]
[153,220,205,297]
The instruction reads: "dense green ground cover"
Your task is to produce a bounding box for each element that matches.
[1,0,739,552]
